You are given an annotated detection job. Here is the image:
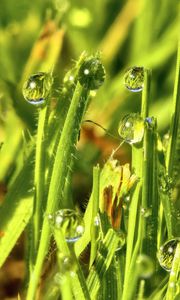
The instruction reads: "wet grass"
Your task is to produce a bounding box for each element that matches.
[0,0,180,299]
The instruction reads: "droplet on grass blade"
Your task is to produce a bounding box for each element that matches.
[140,207,152,218]
[118,113,144,144]
[78,57,105,90]
[115,230,126,252]
[63,69,77,87]
[157,238,180,271]
[136,254,154,278]
[124,195,130,203]
[159,174,173,194]
[124,66,144,92]
[162,133,170,154]
[58,253,76,274]
[22,72,53,106]
[94,214,100,226]
[48,209,85,243]
[54,272,66,285]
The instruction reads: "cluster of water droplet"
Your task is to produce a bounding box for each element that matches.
[22,72,53,106]
[48,208,85,243]
[157,238,180,271]
[118,113,145,144]
[78,56,106,90]
[159,173,173,194]
[124,67,144,92]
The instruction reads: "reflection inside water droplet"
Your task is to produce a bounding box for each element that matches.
[124,66,144,92]
[158,238,180,271]
[48,209,85,243]
[22,72,53,106]
[58,253,76,274]
[118,113,144,144]
[78,57,105,90]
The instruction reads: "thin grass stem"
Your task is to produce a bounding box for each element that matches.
[166,40,180,176]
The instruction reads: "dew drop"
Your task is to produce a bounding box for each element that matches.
[162,133,170,154]
[58,253,76,274]
[115,230,126,252]
[159,174,173,194]
[22,72,53,106]
[122,203,128,211]
[140,207,152,218]
[136,254,154,278]
[145,117,153,124]
[78,57,105,90]
[124,195,130,203]
[54,272,64,285]
[49,209,85,242]
[70,271,76,278]
[94,215,100,226]
[63,69,76,88]
[118,113,144,144]
[124,66,144,92]
[157,238,180,271]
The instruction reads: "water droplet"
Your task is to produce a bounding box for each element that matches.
[58,253,76,274]
[94,215,100,226]
[63,69,77,89]
[70,271,76,278]
[49,209,85,242]
[22,72,53,106]
[141,207,152,218]
[162,133,170,154]
[122,203,128,211]
[124,66,144,92]
[159,174,173,194]
[54,272,64,285]
[145,117,155,128]
[78,57,105,90]
[136,254,154,278]
[115,230,126,252]
[124,195,130,203]
[157,238,180,271]
[145,117,153,124]
[118,113,144,144]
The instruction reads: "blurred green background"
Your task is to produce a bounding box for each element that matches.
[0,0,179,297]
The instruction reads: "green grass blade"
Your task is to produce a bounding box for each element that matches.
[26,52,105,299]
[32,105,49,256]
[52,227,91,300]
[123,68,151,300]
[166,40,180,177]
[0,156,34,267]
[89,165,100,267]
[166,242,180,299]
[87,228,120,299]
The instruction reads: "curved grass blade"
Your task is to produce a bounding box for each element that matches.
[0,154,34,267]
